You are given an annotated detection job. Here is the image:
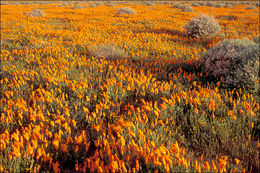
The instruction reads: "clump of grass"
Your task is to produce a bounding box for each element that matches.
[115,7,137,15]
[185,14,221,39]
[28,9,44,17]
[181,5,193,12]
[91,44,127,60]
[201,38,260,90]
[245,5,257,10]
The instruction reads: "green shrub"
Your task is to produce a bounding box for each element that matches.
[91,44,127,60]
[116,7,137,15]
[181,5,193,12]
[28,9,44,17]
[185,14,221,39]
[201,38,260,89]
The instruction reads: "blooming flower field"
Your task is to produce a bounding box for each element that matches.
[0,1,259,172]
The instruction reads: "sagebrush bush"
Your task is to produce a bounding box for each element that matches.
[226,4,233,8]
[115,7,136,15]
[208,2,217,7]
[253,36,260,43]
[201,38,260,89]
[28,9,44,17]
[91,44,127,60]
[216,3,225,8]
[245,5,257,10]
[192,2,199,7]
[143,1,155,6]
[172,4,182,9]
[89,4,96,7]
[181,5,193,12]
[185,14,221,38]
[72,5,84,9]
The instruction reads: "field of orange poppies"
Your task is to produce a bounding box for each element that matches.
[0,1,259,172]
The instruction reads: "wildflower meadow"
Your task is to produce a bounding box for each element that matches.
[0,1,259,172]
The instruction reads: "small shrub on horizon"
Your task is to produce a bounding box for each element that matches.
[192,2,200,7]
[181,5,193,12]
[208,2,217,7]
[245,5,257,10]
[28,9,44,17]
[72,5,84,9]
[185,14,221,39]
[172,4,182,9]
[115,7,136,15]
[89,4,96,7]
[143,1,155,6]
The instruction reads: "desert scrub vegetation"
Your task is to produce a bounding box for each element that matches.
[181,5,193,12]
[172,3,182,9]
[185,14,221,39]
[143,1,155,6]
[0,2,259,173]
[245,5,257,9]
[27,9,44,17]
[201,38,260,90]
[91,44,127,60]
[115,7,136,15]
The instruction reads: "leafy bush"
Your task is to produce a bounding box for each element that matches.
[115,7,137,15]
[91,44,127,60]
[185,14,221,39]
[181,5,193,12]
[28,9,44,17]
[201,38,260,89]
